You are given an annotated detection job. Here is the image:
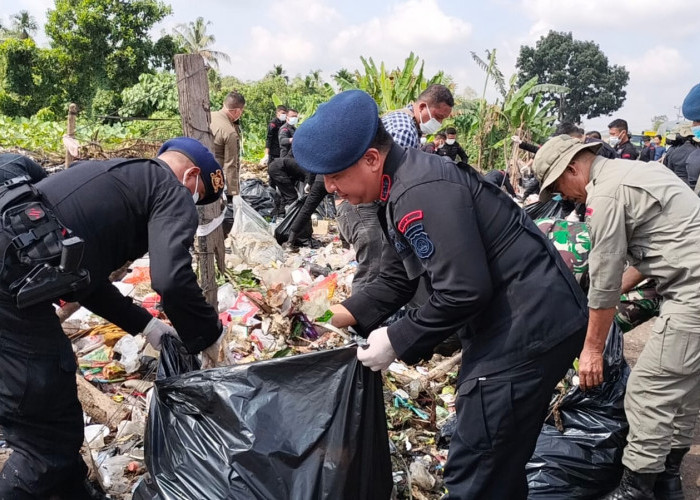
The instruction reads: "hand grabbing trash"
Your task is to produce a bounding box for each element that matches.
[259,154,269,167]
[142,317,178,350]
[578,346,604,390]
[201,330,225,369]
[356,327,396,371]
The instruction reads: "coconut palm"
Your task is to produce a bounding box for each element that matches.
[10,10,38,39]
[172,17,230,70]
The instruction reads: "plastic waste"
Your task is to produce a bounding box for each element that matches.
[134,335,393,500]
[228,196,284,266]
[240,178,277,218]
[526,323,629,499]
[113,334,144,374]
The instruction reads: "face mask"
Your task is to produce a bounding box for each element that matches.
[288,117,298,126]
[279,113,287,122]
[692,125,700,140]
[446,138,456,145]
[183,169,200,204]
[419,105,441,135]
[609,136,620,147]
[420,137,427,145]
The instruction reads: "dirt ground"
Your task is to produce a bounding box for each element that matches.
[624,320,700,499]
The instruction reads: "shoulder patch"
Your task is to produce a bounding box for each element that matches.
[397,210,423,233]
[404,223,434,259]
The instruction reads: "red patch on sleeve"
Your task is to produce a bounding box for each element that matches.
[622,154,631,158]
[398,210,424,233]
[585,207,594,217]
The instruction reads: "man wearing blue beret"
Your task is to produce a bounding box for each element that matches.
[0,137,225,498]
[292,90,589,499]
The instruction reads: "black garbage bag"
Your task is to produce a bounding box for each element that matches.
[314,194,336,219]
[240,178,278,218]
[526,323,630,499]
[523,199,568,220]
[274,196,312,244]
[134,336,392,500]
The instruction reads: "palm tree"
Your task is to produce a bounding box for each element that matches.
[172,17,230,70]
[10,10,38,40]
[266,64,289,83]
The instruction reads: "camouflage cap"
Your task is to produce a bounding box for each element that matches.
[532,135,601,201]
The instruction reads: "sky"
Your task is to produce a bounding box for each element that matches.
[5,0,699,134]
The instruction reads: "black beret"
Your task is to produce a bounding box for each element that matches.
[683,83,700,121]
[158,137,225,205]
[292,90,379,174]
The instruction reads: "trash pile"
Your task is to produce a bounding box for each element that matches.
[47,187,628,499]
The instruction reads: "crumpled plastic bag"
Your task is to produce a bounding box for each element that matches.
[134,335,393,500]
[240,178,277,218]
[526,323,629,499]
[227,195,284,266]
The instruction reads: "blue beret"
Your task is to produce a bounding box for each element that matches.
[158,137,225,205]
[292,90,379,174]
[682,83,700,121]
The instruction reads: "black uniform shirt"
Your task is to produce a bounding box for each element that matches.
[343,145,588,381]
[279,123,296,158]
[266,117,286,159]
[36,158,220,353]
[437,141,468,163]
[664,140,697,184]
[615,140,638,160]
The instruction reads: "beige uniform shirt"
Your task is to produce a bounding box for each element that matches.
[586,157,700,326]
[210,109,241,195]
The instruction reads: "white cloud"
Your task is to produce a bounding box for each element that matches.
[623,47,691,84]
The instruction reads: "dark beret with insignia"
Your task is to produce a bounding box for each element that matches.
[158,137,225,205]
[292,90,379,174]
[683,83,700,122]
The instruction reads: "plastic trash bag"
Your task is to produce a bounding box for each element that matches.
[228,196,284,266]
[274,196,310,244]
[526,323,629,499]
[134,336,392,500]
[314,194,336,219]
[524,199,568,220]
[240,178,277,218]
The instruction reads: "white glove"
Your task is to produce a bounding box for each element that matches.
[202,331,224,369]
[356,327,397,371]
[260,154,269,167]
[511,135,522,144]
[142,317,178,350]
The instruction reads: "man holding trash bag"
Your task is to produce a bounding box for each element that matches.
[0,137,223,499]
[291,90,589,500]
[533,133,700,500]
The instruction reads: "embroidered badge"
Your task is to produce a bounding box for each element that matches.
[398,210,424,234]
[404,223,434,259]
[210,170,225,193]
[388,228,408,254]
[380,175,391,201]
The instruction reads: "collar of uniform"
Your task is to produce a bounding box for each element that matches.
[586,155,608,192]
[379,143,404,205]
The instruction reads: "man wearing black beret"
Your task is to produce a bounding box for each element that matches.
[292,90,589,499]
[0,137,224,498]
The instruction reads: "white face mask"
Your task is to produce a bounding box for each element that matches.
[183,169,200,204]
[609,136,620,147]
[419,105,441,135]
[446,138,456,145]
[288,116,298,126]
[278,113,287,122]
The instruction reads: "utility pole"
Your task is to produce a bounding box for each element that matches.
[174,54,226,309]
[65,103,78,169]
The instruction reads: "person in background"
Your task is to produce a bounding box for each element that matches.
[278,108,299,158]
[663,125,698,185]
[260,105,288,167]
[682,83,700,194]
[437,127,468,163]
[653,135,666,161]
[608,118,639,160]
[210,91,245,196]
[638,136,656,162]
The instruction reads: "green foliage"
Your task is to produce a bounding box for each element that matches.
[516,31,629,123]
[45,0,172,114]
[172,17,230,70]
[335,52,446,112]
[119,72,179,117]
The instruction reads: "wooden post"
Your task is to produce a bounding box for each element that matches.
[65,103,78,169]
[174,54,226,309]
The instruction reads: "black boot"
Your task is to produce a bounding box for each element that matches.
[602,467,657,499]
[654,447,690,500]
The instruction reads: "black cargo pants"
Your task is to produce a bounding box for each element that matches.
[443,330,585,499]
[0,304,89,499]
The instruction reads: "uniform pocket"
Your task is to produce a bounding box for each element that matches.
[19,341,77,417]
[654,316,696,376]
[0,337,30,416]
[456,378,515,452]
